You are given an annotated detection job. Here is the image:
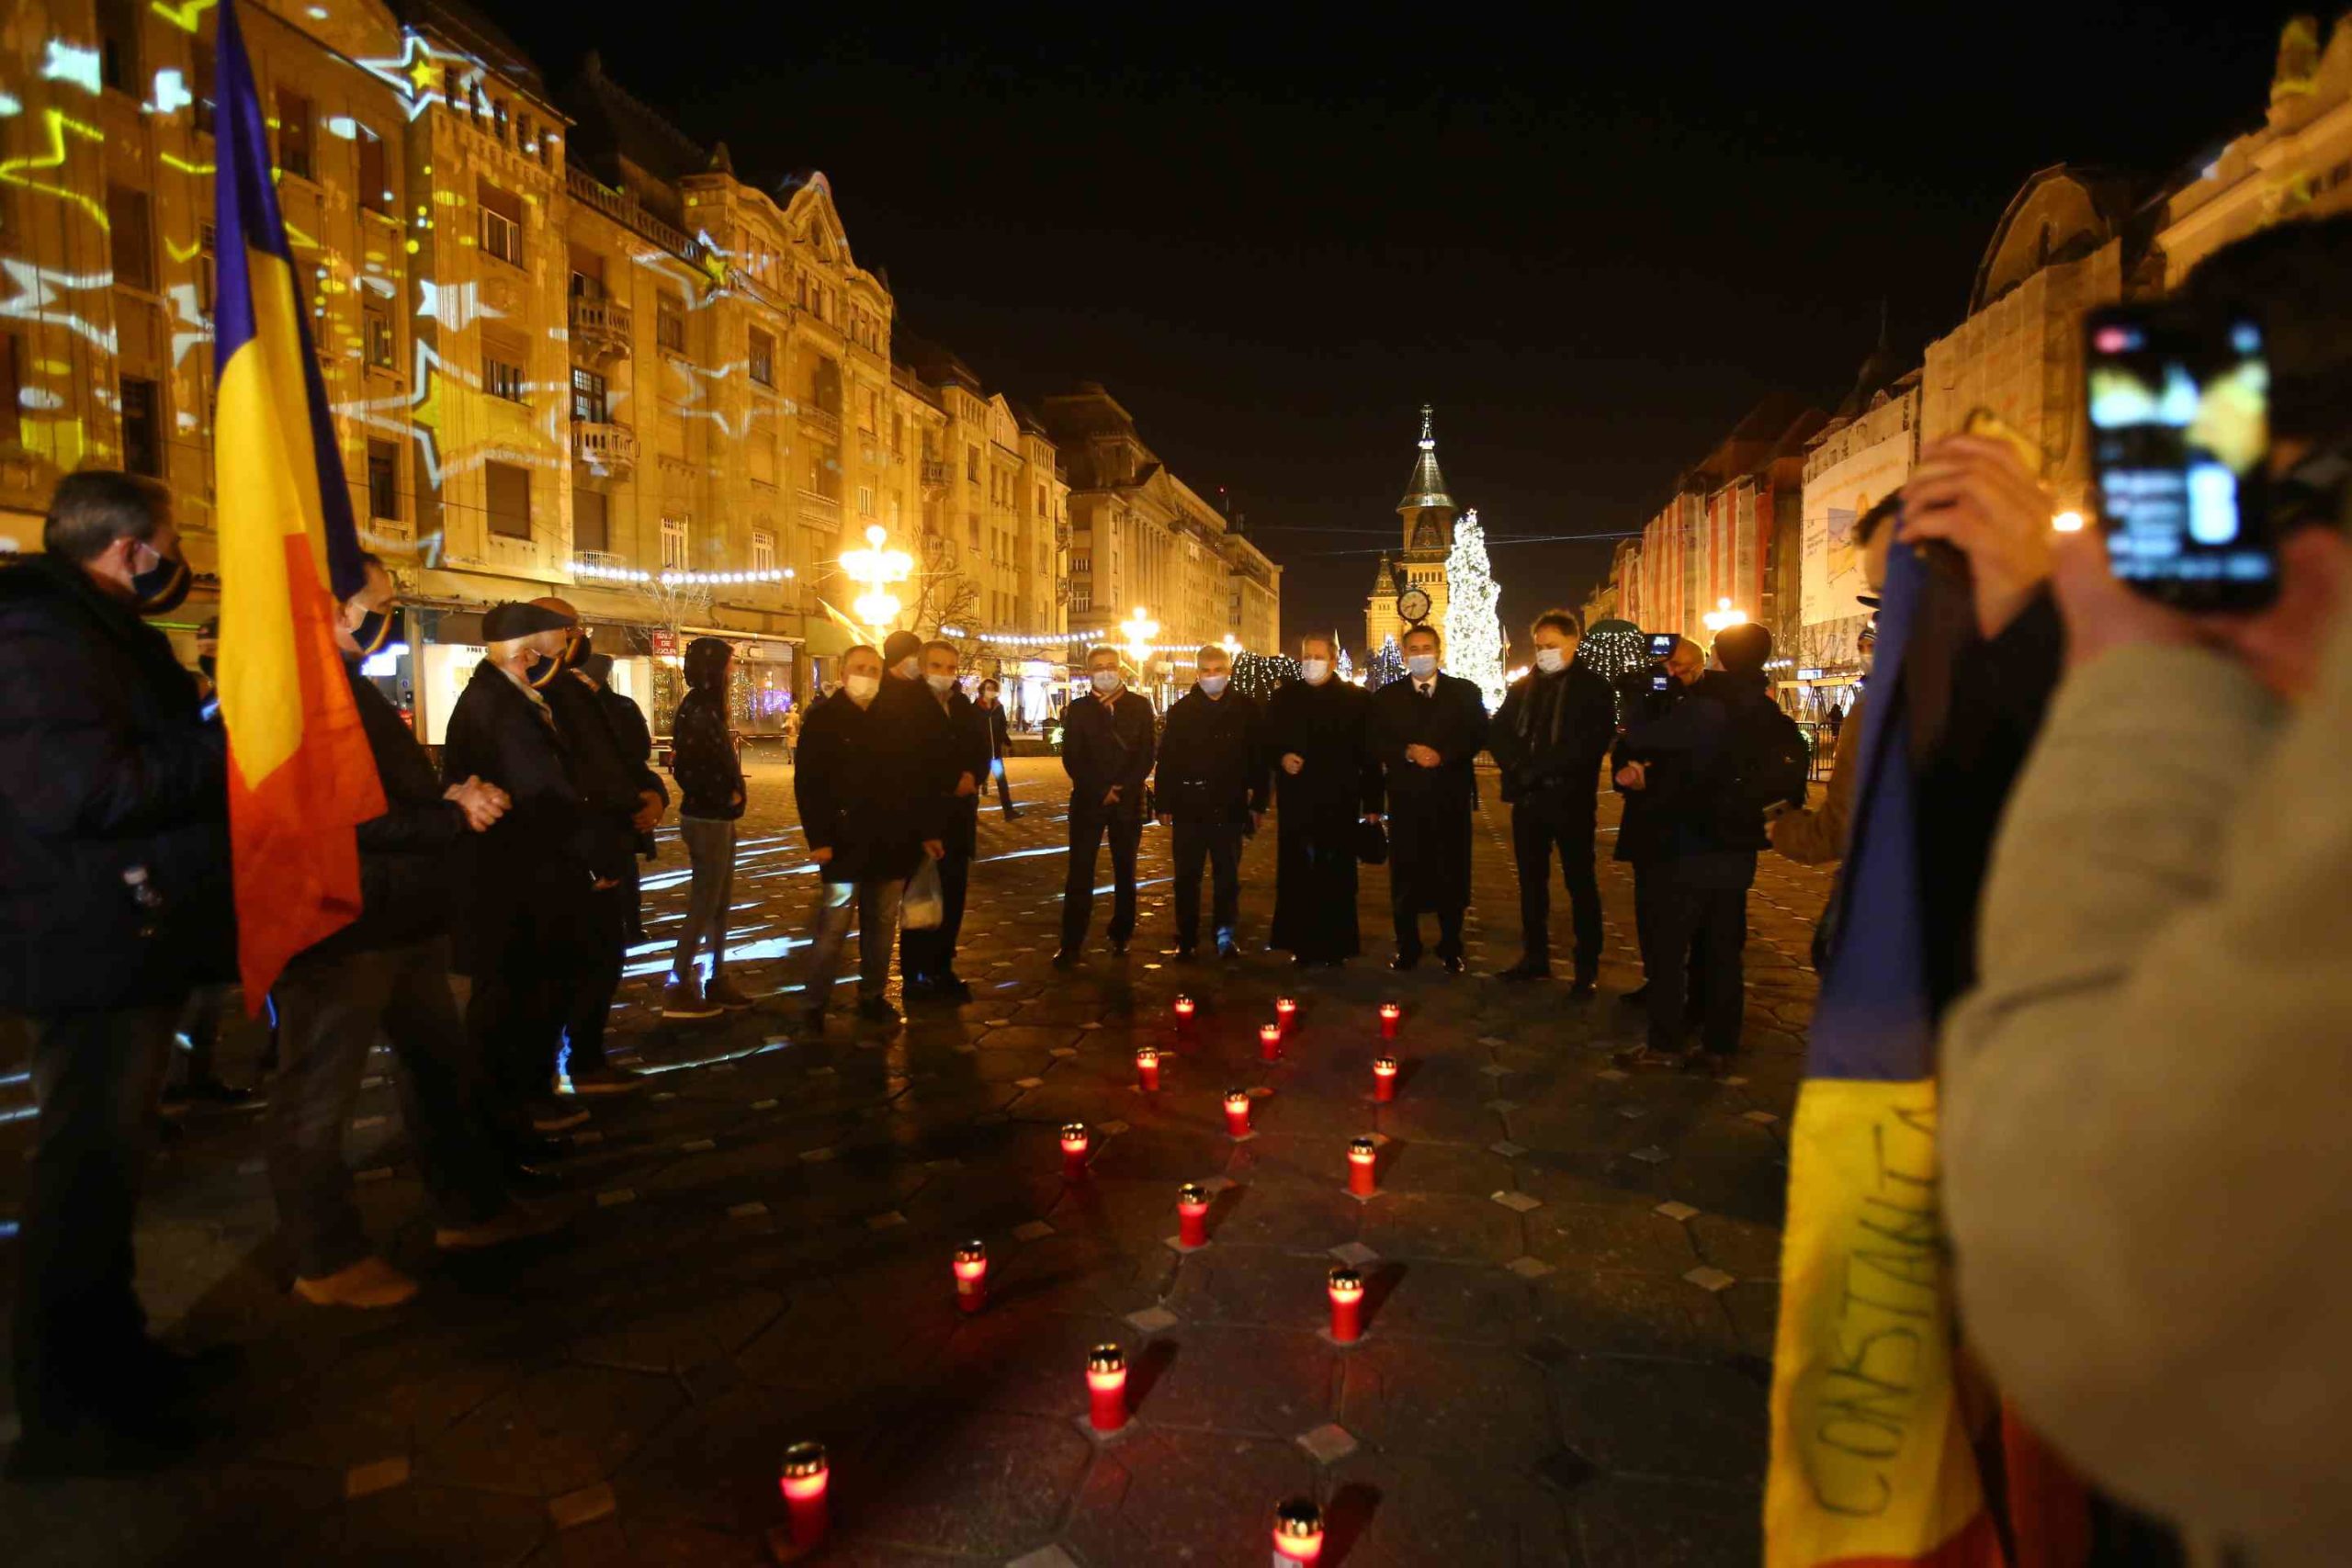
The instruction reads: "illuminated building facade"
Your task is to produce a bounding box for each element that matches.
[1363,404,1453,660]
[1039,380,1280,705]
[0,0,1080,739]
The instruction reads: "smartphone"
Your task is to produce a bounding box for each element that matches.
[2086,303,2276,610]
[1648,672,1669,694]
[1644,632,1676,659]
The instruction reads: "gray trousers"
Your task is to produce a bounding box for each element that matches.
[268,938,507,1278]
[670,815,737,980]
[803,877,904,1004]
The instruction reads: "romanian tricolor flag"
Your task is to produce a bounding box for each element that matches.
[210,0,384,1002]
[1763,534,2006,1567]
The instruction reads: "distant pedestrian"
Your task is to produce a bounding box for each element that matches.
[1266,633,1382,968]
[664,637,749,1020]
[1054,646,1156,966]
[1370,625,1487,973]
[1489,609,1616,992]
[978,677,1020,818]
[781,703,800,766]
[1155,644,1269,961]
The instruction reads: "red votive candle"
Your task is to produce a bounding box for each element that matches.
[1377,1001,1401,1040]
[1373,1054,1398,1102]
[1172,995,1196,1035]
[1327,1267,1364,1345]
[1274,997,1298,1036]
[1086,1343,1128,1433]
[778,1440,829,1549]
[1259,1022,1283,1062]
[1177,1182,1210,1248]
[1272,1496,1326,1563]
[1136,1045,1161,1093]
[1224,1089,1253,1138]
[952,1240,987,1314]
[1061,1122,1091,1181]
[1346,1136,1378,1198]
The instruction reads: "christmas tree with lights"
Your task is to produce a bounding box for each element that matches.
[1231,650,1300,703]
[1336,645,1355,684]
[1443,508,1507,711]
[1369,635,1405,689]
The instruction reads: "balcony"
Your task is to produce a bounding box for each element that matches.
[566,168,705,269]
[797,489,841,526]
[798,405,842,445]
[569,297,632,362]
[571,422,638,478]
[921,458,951,488]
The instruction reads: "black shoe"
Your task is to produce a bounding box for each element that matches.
[1109,939,1129,957]
[1439,955,1467,976]
[1619,985,1649,1008]
[902,975,940,1001]
[6,1410,201,1480]
[1569,975,1599,999]
[170,1077,254,1108]
[856,997,901,1026]
[1051,949,1080,971]
[1498,958,1551,983]
[509,1133,576,1162]
[934,975,975,1002]
[1002,807,1023,820]
[1171,946,1198,964]
[1389,952,1421,972]
[799,1006,827,1035]
[1292,954,1318,970]
[503,1158,564,1189]
[136,1339,243,1406]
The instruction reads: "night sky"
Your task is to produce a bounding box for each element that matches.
[490,1,2298,656]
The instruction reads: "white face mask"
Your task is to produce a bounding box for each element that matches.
[1299,658,1331,683]
[1533,647,1568,674]
[1197,674,1228,696]
[894,656,920,680]
[1406,654,1439,680]
[845,673,881,704]
[1090,671,1121,695]
[924,671,956,694]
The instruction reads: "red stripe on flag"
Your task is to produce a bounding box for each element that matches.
[1811,1511,2007,1568]
[226,533,383,1005]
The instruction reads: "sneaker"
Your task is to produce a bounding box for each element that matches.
[660,974,722,1021]
[703,975,755,1010]
[435,1202,568,1251]
[855,997,901,1027]
[293,1256,419,1310]
[528,1098,591,1133]
[563,1064,645,1096]
[1498,957,1552,982]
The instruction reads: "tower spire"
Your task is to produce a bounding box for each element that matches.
[1397,404,1453,514]
[1419,403,1434,451]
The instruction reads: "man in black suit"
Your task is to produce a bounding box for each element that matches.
[1153,642,1269,961]
[1370,624,1487,973]
[1054,645,1156,966]
[902,639,990,1001]
[1488,609,1618,993]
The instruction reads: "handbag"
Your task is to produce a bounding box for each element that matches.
[902,857,944,931]
[1355,818,1389,865]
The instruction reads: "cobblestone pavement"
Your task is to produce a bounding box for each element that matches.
[0,756,1834,1566]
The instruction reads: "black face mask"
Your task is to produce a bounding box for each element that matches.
[130,547,192,616]
[350,604,403,660]
[198,653,216,680]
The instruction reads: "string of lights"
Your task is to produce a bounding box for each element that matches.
[571,558,796,586]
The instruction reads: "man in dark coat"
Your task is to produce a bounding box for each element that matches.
[1612,635,1704,1007]
[978,676,1020,818]
[1612,622,1801,1068]
[664,636,746,1019]
[440,601,594,1157]
[1266,633,1382,967]
[1370,624,1488,972]
[1154,643,1269,960]
[796,644,943,1028]
[902,639,991,1001]
[0,471,231,1474]
[1488,609,1617,992]
[527,601,666,1089]
[267,557,555,1312]
[1054,645,1157,966]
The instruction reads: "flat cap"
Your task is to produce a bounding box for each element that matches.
[482,600,572,641]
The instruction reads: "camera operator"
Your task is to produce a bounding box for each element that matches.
[1611,635,1702,1007]
[1938,215,2352,1562]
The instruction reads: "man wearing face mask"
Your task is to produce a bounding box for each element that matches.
[1,470,233,1474]
[440,601,594,1169]
[1370,624,1488,972]
[1613,636,1704,1009]
[796,644,943,1027]
[1490,609,1617,992]
[901,640,989,1001]
[266,557,557,1311]
[518,600,668,1089]
[1054,646,1158,967]
[1154,643,1270,961]
[1267,633,1383,967]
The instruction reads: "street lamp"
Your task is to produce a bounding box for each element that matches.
[1219,633,1241,658]
[1702,596,1747,633]
[842,525,911,632]
[1119,605,1159,666]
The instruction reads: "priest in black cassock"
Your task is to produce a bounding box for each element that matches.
[1369,623,1489,973]
[1266,633,1384,967]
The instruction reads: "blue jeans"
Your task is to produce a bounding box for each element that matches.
[10,1002,178,1438]
[671,815,737,981]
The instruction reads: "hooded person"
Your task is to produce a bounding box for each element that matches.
[440,599,595,1164]
[663,636,747,1018]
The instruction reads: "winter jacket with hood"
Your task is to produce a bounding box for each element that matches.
[669,637,744,821]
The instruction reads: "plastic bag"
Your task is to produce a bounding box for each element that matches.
[902,857,944,931]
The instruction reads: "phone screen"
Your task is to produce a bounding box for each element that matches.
[1648,672,1669,694]
[2086,306,2275,608]
[1644,633,1676,659]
